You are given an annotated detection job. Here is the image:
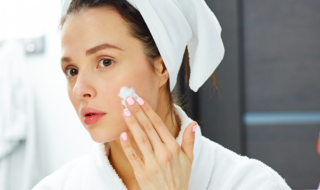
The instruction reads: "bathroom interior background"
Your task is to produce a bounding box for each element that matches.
[0,0,319,190]
[0,1,95,189]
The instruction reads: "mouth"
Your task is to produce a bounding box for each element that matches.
[83,113,106,126]
[81,106,106,126]
[85,113,98,117]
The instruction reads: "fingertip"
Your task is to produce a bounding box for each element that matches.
[137,97,145,105]
[192,124,198,133]
[188,122,197,133]
[121,132,128,141]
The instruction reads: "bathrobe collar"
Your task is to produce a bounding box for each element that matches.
[90,103,203,189]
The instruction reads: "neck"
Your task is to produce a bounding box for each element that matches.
[106,95,181,189]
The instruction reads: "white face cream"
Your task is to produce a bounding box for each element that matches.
[118,86,140,111]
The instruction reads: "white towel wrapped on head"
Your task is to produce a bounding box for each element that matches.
[61,0,225,92]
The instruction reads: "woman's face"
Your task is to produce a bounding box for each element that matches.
[61,7,163,143]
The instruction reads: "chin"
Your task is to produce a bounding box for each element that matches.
[86,121,127,143]
[88,127,117,143]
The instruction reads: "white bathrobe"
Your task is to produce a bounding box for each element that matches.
[32,104,291,190]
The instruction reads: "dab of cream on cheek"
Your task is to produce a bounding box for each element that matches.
[118,86,140,111]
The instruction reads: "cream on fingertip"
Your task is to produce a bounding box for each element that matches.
[118,86,140,110]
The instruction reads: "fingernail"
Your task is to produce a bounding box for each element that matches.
[137,98,144,105]
[192,124,198,132]
[126,97,135,105]
[121,132,128,141]
[123,109,131,116]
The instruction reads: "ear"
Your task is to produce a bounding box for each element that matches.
[153,56,169,88]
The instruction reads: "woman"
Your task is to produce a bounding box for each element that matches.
[32,0,291,189]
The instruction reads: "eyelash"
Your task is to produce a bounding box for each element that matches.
[63,58,115,78]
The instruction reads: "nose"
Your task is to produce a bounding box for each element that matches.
[73,72,96,100]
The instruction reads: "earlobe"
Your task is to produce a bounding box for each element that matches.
[162,68,169,80]
[154,57,169,87]
[158,66,169,87]
[154,56,164,75]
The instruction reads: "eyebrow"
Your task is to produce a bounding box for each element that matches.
[61,43,124,63]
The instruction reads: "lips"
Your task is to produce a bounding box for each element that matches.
[83,114,105,125]
[81,107,106,126]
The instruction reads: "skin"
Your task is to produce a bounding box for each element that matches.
[61,6,197,190]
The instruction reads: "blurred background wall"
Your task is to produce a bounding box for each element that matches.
[173,0,320,189]
[0,0,95,189]
[0,0,319,190]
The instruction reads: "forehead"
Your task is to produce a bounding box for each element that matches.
[61,6,131,54]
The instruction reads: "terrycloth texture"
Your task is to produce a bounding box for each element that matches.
[0,40,39,190]
[61,0,225,92]
[32,104,291,190]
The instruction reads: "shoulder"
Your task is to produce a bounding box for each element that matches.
[31,154,90,190]
[199,136,291,190]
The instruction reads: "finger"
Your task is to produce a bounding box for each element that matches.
[181,122,198,163]
[125,97,164,150]
[120,132,145,172]
[122,109,155,163]
[137,97,176,144]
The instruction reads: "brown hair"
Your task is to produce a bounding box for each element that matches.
[59,0,217,125]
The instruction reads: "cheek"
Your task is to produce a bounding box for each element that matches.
[134,66,159,108]
[102,85,124,113]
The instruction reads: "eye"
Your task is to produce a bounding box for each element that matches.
[65,68,78,78]
[99,58,114,68]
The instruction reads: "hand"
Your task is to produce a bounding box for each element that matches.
[120,96,198,190]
